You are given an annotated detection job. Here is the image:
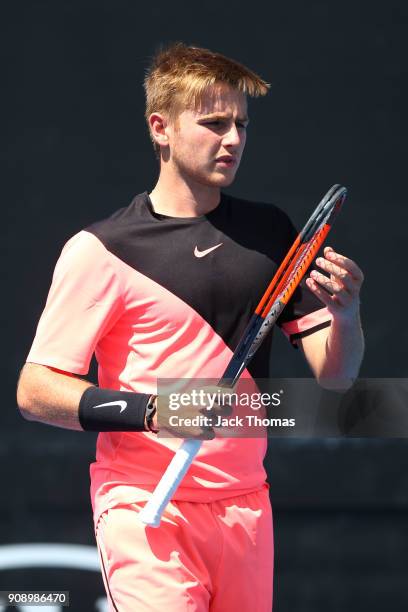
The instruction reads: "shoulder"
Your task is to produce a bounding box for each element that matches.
[84,193,147,246]
[54,192,147,272]
[222,192,296,234]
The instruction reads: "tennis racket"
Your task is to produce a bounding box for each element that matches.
[139,184,347,527]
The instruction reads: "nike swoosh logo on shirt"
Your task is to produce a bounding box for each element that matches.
[194,243,223,258]
[93,400,127,413]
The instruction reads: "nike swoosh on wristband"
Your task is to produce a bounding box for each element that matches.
[194,243,223,258]
[93,400,127,413]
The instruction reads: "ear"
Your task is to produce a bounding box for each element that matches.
[149,112,169,149]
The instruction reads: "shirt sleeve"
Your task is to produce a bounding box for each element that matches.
[27,231,124,374]
[274,210,332,345]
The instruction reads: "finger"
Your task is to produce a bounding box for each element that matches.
[199,427,215,440]
[324,247,364,282]
[305,277,349,310]
[310,270,343,294]
[315,257,349,282]
[314,258,356,294]
[305,277,332,306]
[200,402,233,418]
[202,387,235,414]
[323,247,364,283]
[198,386,234,410]
[215,403,234,417]
[310,271,354,307]
[215,387,235,406]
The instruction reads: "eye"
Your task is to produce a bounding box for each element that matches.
[236,121,248,130]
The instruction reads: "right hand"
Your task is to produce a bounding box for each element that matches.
[155,385,234,439]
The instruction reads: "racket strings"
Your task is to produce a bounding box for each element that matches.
[256,195,342,320]
[261,220,331,316]
[279,223,331,305]
[263,243,309,311]
[255,236,302,315]
[240,221,333,368]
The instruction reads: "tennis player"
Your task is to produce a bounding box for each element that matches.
[17,43,364,611]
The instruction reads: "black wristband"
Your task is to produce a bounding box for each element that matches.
[79,386,151,432]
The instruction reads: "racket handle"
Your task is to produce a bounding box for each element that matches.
[138,439,202,527]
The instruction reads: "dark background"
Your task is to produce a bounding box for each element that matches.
[2,1,408,610]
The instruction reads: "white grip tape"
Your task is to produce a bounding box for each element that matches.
[138,439,202,527]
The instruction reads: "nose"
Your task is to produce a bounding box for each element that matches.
[223,123,243,149]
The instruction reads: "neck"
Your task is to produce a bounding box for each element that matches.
[149,169,221,218]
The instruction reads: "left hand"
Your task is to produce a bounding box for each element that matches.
[305,246,364,322]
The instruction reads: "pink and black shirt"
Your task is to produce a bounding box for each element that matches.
[27,192,331,522]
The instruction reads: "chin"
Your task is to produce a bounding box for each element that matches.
[206,170,237,188]
[183,166,238,189]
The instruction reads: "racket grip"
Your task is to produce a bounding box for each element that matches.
[138,439,202,527]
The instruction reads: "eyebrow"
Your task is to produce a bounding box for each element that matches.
[198,112,250,123]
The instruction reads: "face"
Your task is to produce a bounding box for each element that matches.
[164,84,249,188]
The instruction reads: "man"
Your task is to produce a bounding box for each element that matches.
[17,43,364,611]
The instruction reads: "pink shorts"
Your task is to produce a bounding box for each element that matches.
[95,486,274,612]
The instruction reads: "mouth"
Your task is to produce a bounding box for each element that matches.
[215,156,237,167]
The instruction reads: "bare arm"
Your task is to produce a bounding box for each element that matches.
[299,246,365,390]
[17,363,93,430]
[299,314,364,389]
